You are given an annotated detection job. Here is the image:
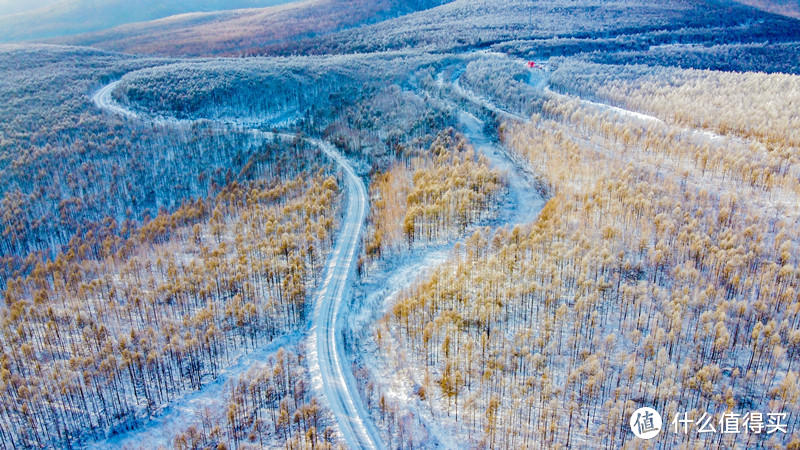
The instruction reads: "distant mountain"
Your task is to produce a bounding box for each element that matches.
[735,0,800,17]
[0,0,297,42]
[57,0,449,57]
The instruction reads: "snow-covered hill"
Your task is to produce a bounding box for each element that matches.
[0,0,297,42]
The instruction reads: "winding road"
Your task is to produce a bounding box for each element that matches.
[90,57,567,449]
[92,79,382,449]
[93,51,800,448]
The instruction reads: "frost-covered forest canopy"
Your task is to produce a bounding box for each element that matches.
[2,0,800,448]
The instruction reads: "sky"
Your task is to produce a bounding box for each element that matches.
[0,0,60,16]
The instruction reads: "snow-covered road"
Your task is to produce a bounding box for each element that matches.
[306,137,384,449]
[92,79,382,449]
[92,81,138,120]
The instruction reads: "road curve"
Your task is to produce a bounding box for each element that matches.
[92,80,382,449]
[93,81,138,120]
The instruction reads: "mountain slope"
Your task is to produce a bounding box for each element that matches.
[264,0,746,54]
[57,0,449,56]
[0,0,299,42]
[735,0,800,17]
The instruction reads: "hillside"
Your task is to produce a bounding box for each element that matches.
[374,57,800,447]
[736,0,800,17]
[267,0,763,53]
[0,0,297,42]
[260,0,800,76]
[56,0,449,57]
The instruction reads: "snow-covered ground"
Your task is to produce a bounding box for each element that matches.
[91,332,305,448]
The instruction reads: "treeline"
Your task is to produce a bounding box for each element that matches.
[589,42,800,76]
[364,128,504,260]
[380,92,800,447]
[173,348,337,449]
[0,168,341,448]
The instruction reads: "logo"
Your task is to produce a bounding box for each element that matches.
[630,407,662,440]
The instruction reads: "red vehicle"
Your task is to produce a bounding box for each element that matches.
[527,61,536,68]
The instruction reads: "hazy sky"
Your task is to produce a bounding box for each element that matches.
[0,0,60,16]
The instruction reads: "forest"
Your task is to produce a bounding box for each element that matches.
[0,39,498,450]
[549,60,800,152]
[364,128,504,261]
[1,156,341,447]
[0,44,358,448]
[268,0,800,66]
[2,0,800,448]
[171,347,337,449]
[112,53,456,165]
[376,62,800,448]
